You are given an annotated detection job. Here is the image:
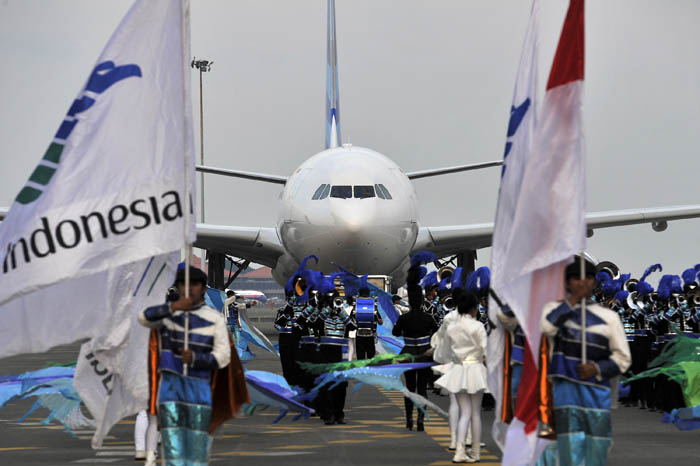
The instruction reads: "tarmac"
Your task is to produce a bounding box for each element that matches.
[0,307,698,465]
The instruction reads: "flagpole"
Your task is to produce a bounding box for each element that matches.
[181,0,191,379]
[580,253,586,364]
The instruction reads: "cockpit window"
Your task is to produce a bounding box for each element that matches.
[330,185,352,199]
[377,184,392,199]
[374,184,386,200]
[312,184,327,200]
[354,185,375,199]
[319,184,331,199]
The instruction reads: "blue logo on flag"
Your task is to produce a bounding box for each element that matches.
[501,98,530,178]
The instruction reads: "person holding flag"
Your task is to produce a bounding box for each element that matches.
[540,259,631,465]
[138,265,231,465]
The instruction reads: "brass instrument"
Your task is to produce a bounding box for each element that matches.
[442,295,455,312]
[437,266,454,282]
[624,278,639,293]
[294,276,306,296]
[595,261,620,280]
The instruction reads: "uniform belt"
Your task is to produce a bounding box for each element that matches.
[277,326,292,333]
[403,336,431,346]
[299,336,316,345]
[634,330,647,336]
[320,336,347,346]
[626,335,635,341]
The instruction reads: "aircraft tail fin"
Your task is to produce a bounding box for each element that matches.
[325,0,341,149]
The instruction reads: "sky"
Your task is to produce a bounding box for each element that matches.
[1,0,699,283]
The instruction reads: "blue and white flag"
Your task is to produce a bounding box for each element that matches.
[0,0,195,448]
[487,0,540,457]
[0,0,195,358]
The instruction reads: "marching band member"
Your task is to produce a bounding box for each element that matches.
[138,266,231,466]
[393,280,438,431]
[541,259,631,466]
[353,286,383,360]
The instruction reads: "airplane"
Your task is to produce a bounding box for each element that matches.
[230,290,268,303]
[2,1,700,289]
[190,0,700,288]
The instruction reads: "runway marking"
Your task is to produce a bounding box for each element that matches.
[273,445,323,450]
[0,446,45,451]
[95,451,135,456]
[72,459,121,463]
[217,450,313,456]
[327,439,372,444]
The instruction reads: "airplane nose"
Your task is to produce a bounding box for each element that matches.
[336,201,376,232]
[330,200,377,247]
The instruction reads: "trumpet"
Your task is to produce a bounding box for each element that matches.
[333,296,345,309]
[626,291,639,310]
[692,295,700,307]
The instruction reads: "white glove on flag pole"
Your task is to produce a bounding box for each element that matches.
[0,0,196,447]
[489,0,587,464]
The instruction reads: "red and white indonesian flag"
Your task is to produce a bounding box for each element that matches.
[0,0,195,447]
[490,0,587,464]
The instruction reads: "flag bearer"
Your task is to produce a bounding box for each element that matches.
[541,260,631,466]
[138,266,231,466]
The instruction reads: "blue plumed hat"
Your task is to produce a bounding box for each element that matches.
[682,266,700,291]
[411,251,437,267]
[421,271,438,290]
[451,267,464,290]
[640,263,662,282]
[317,273,336,295]
[614,290,629,303]
[466,267,490,297]
[636,280,654,297]
[636,263,662,299]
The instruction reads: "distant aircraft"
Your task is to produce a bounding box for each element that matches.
[231,290,267,303]
[2,0,699,288]
[190,0,700,287]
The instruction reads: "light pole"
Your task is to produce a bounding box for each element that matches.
[190,57,213,224]
[191,58,212,273]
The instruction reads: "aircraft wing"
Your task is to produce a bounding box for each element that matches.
[195,223,285,268]
[413,204,700,257]
[196,165,287,185]
[406,160,502,180]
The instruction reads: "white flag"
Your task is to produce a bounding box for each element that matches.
[0,0,195,358]
[487,0,539,454]
[74,253,178,448]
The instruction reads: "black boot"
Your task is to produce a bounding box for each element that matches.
[417,409,424,431]
[404,397,413,430]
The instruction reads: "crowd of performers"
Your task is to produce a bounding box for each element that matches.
[274,253,700,465]
[273,254,494,462]
[126,254,700,465]
[497,260,700,466]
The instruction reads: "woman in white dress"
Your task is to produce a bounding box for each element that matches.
[431,289,488,463]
